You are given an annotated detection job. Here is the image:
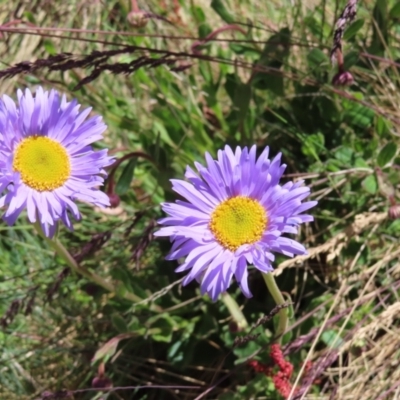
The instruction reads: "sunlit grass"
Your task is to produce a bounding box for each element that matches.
[0,0,399,399]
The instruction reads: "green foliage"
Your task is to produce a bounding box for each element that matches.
[377,142,398,167]
[211,0,235,24]
[0,0,400,399]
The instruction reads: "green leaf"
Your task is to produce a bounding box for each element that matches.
[43,39,57,55]
[343,19,365,40]
[150,316,174,343]
[211,0,235,23]
[377,142,397,167]
[196,314,218,339]
[307,48,329,67]
[390,2,400,18]
[343,50,360,69]
[111,313,129,333]
[370,0,389,55]
[115,158,137,195]
[23,11,35,23]
[191,5,206,23]
[225,73,238,102]
[252,27,291,95]
[344,102,374,128]
[229,44,260,56]
[168,340,183,361]
[321,330,345,349]
[233,82,252,123]
[335,147,354,164]
[128,316,141,332]
[198,23,212,38]
[301,132,325,159]
[233,337,260,363]
[304,15,321,37]
[153,120,176,148]
[354,157,369,168]
[375,116,392,136]
[91,334,134,363]
[387,219,400,235]
[362,175,378,194]
[111,267,134,294]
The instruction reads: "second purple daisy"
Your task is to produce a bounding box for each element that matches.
[155,145,317,301]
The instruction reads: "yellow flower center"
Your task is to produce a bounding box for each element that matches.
[209,196,267,252]
[12,135,71,192]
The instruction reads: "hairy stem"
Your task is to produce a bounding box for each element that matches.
[221,292,248,329]
[34,222,155,307]
[262,272,288,342]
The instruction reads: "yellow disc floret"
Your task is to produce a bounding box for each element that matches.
[13,135,71,192]
[209,196,267,252]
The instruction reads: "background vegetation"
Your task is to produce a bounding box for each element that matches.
[0,0,399,399]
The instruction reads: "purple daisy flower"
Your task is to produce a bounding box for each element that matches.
[0,87,113,237]
[155,145,317,301]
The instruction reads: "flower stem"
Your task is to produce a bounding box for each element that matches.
[221,292,248,329]
[34,222,149,306]
[262,272,288,342]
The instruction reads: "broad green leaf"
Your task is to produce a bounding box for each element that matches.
[390,2,400,18]
[362,174,378,194]
[111,313,128,333]
[225,73,238,102]
[335,147,354,164]
[354,157,369,168]
[191,5,206,22]
[233,82,252,123]
[211,0,235,23]
[345,103,374,128]
[343,19,365,40]
[128,316,141,332]
[343,51,360,69]
[370,0,389,55]
[252,27,291,95]
[198,23,212,38]
[375,116,392,136]
[43,39,57,55]
[307,48,329,67]
[23,10,35,23]
[196,314,218,339]
[229,44,260,56]
[233,337,260,363]
[168,340,183,360]
[377,142,397,167]
[111,267,134,294]
[301,133,325,158]
[387,220,400,235]
[115,158,137,195]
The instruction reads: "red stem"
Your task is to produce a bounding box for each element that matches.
[191,24,247,54]
[131,0,139,12]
